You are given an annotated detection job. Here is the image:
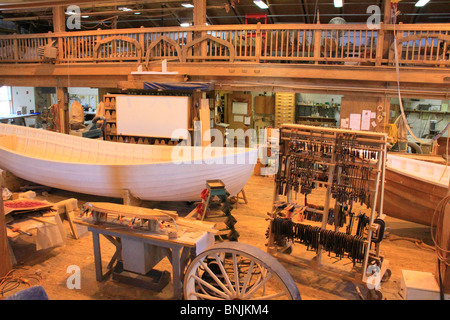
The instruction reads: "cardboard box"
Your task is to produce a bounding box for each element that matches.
[400,270,450,300]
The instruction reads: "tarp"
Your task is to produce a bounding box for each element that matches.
[144,82,213,91]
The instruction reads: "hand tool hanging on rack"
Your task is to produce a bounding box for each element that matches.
[332,162,374,206]
[271,217,366,263]
[356,212,370,237]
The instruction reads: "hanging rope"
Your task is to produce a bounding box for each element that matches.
[431,195,450,267]
[392,6,449,146]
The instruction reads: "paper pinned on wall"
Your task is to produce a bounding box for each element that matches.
[349,113,361,131]
[232,102,248,114]
[244,116,251,125]
[370,112,376,118]
[361,110,371,130]
[234,115,244,122]
[341,118,349,129]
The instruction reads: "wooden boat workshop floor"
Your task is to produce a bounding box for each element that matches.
[5,174,437,300]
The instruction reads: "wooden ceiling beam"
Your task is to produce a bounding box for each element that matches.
[226,0,243,25]
[0,0,185,11]
[264,0,276,25]
[299,0,308,24]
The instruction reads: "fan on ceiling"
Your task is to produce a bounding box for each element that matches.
[327,17,347,44]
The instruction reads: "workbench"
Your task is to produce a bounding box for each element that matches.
[75,218,214,299]
[0,114,38,127]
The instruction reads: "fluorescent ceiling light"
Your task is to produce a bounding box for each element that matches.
[180,22,191,27]
[119,7,133,11]
[82,15,89,18]
[415,0,430,7]
[334,0,343,8]
[253,0,269,9]
[134,12,141,15]
[182,3,194,8]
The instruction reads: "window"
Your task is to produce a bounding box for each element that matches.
[0,86,12,115]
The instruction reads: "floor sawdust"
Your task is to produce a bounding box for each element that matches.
[4,174,438,300]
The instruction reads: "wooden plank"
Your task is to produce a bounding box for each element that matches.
[0,189,12,277]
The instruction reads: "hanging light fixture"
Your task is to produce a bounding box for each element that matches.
[415,0,430,7]
[253,0,269,9]
[334,0,343,8]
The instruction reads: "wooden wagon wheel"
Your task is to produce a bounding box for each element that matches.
[183,242,301,300]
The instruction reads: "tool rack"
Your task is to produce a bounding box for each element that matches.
[267,124,390,299]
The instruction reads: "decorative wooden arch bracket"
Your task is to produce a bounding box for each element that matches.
[181,34,235,63]
[145,35,182,68]
[93,36,143,62]
[390,33,450,59]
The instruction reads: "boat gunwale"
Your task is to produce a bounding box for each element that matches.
[0,124,258,167]
[386,154,449,189]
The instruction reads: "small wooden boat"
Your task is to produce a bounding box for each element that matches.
[382,154,449,226]
[0,124,257,202]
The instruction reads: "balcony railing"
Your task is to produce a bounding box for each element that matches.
[0,23,448,68]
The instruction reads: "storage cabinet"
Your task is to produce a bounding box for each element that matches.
[254,95,275,114]
[274,93,295,127]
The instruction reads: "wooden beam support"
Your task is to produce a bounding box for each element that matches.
[56,87,69,133]
[193,0,207,26]
[52,5,66,33]
[383,0,393,59]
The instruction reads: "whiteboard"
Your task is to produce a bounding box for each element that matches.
[116,95,189,139]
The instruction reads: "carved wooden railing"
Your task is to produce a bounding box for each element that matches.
[385,23,450,66]
[0,23,448,68]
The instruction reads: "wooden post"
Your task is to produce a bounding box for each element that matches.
[383,0,393,62]
[52,6,65,33]
[376,23,385,66]
[193,0,207,26]
[0,188,12,277]
[56,87,69,133]
[255,22,262,63]
[313,28,321,64]
[53,6,65,63]
[199,98,211,147]
[193,0,207,60]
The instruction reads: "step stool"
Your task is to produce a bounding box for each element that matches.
[187,180,239,241]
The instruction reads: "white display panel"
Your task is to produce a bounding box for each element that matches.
[115,95,189,139]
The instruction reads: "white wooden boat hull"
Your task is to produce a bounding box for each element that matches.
[381,154,449,226]
[0,124,258,202]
